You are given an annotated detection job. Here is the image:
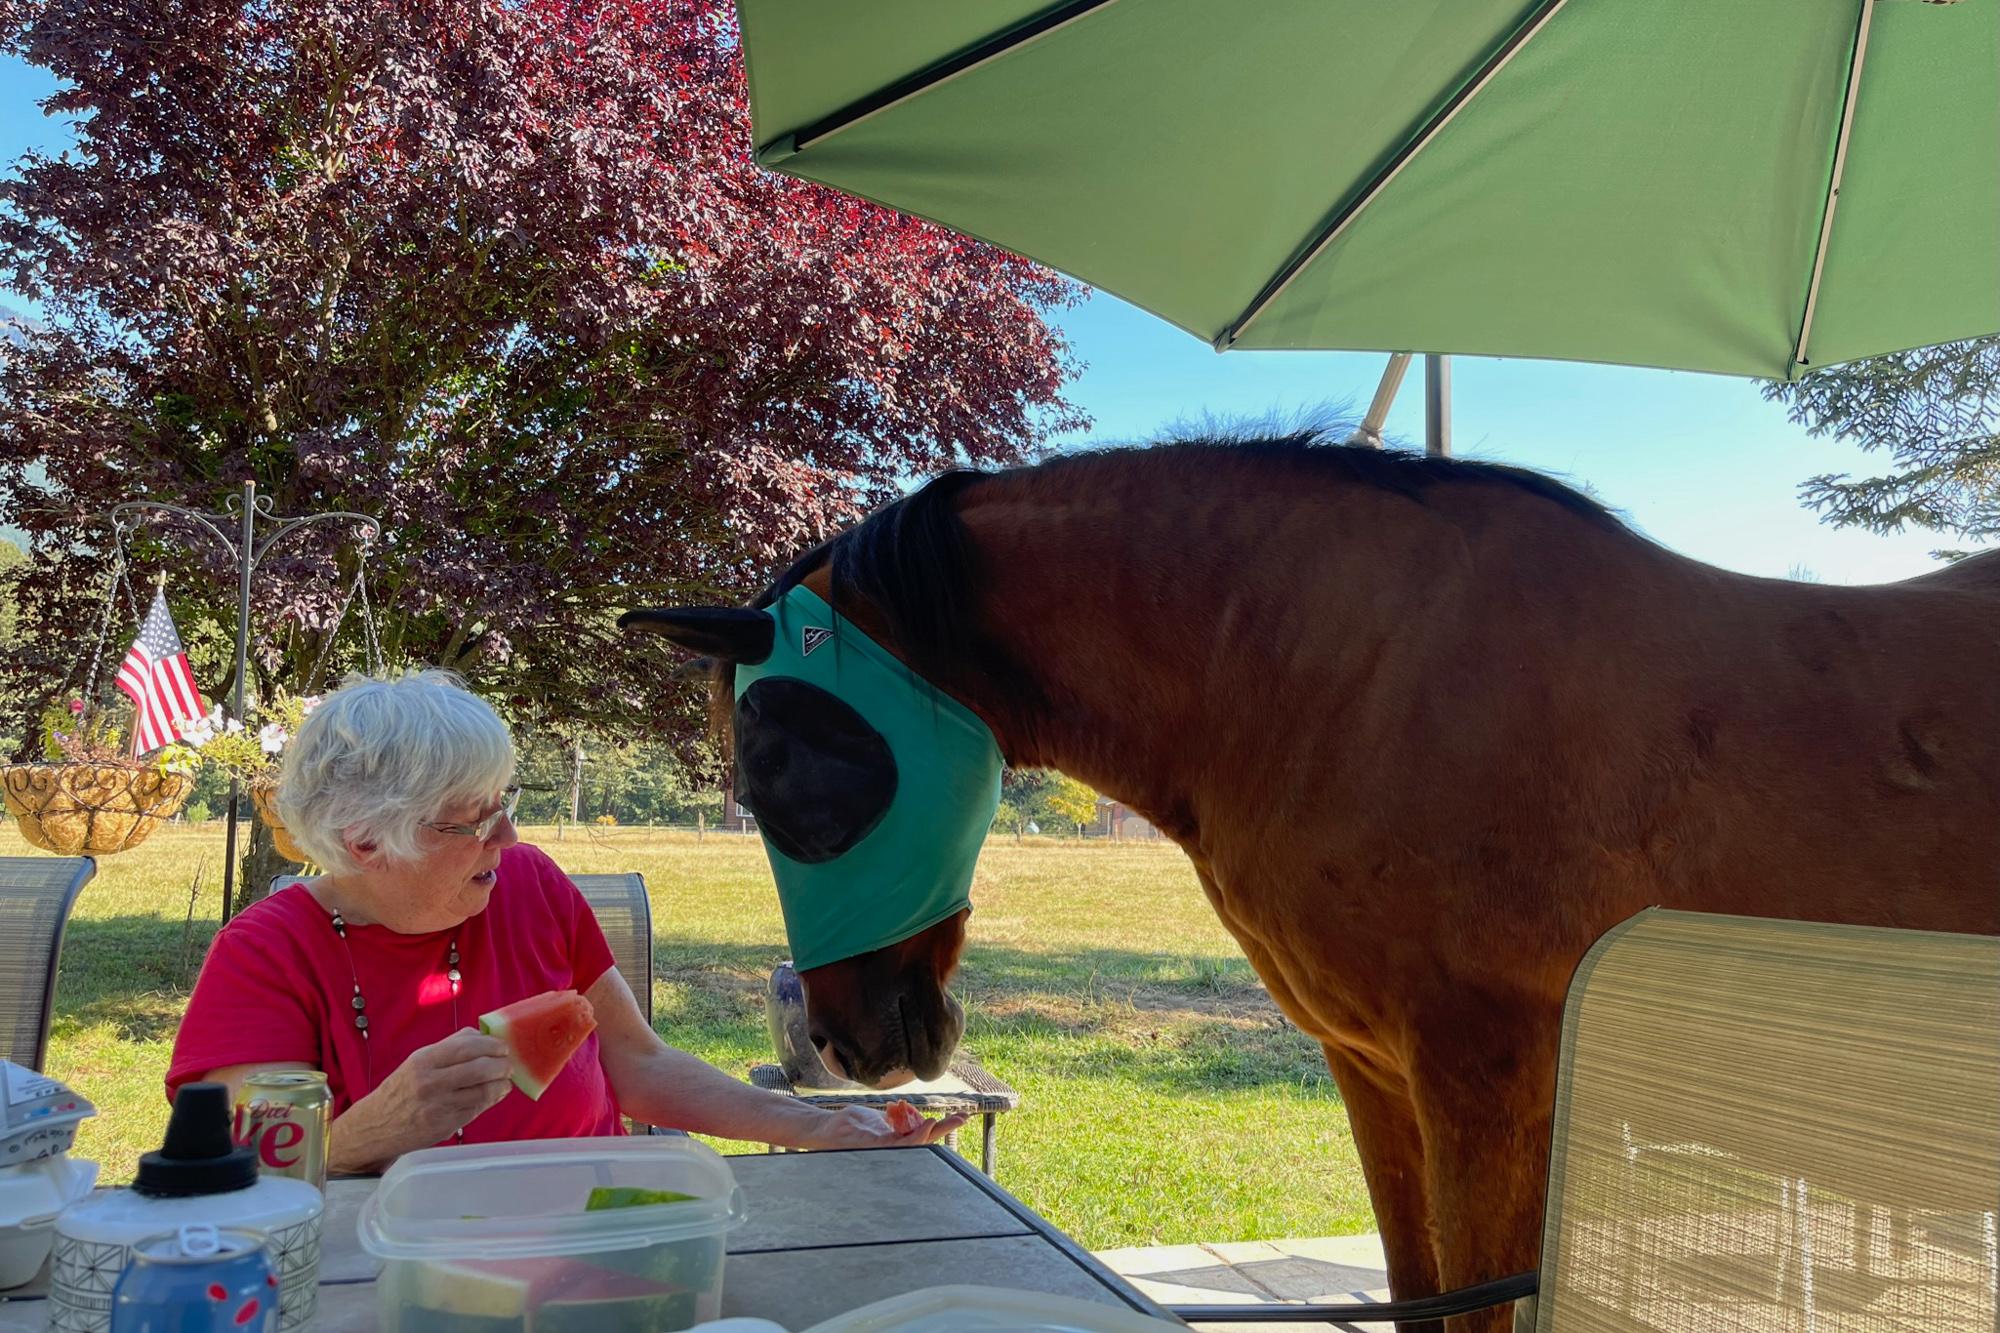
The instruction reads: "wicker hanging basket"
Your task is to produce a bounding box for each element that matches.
[249,776,307,864]
[0,762,194,855]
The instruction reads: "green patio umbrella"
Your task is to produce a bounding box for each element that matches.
[736,0,1998,382]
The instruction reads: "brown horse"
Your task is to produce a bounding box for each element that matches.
[626,433,2000,1333]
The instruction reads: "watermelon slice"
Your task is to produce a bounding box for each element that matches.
[400,1255,693,1332]
[478,989,597,1101]
[884,1100,924,1135]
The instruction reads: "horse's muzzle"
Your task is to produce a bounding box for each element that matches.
[808,979,964,1087]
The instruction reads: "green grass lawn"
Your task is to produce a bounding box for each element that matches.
[16,822,1373,1249]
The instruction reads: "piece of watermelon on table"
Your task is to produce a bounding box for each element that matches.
[400,1254,694,1332]
[478,989,597,1101]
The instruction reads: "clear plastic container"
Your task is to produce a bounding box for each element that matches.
[358,1137,747,1332]
[0,1154,96,1288]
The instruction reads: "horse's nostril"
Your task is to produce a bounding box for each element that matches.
[810,1032,828,1051]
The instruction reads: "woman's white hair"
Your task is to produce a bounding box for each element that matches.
[276,669,515,874]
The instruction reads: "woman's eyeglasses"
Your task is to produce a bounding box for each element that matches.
[421,785,522,840]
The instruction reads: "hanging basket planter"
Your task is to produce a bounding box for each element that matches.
[249,777,307,864]
[0,762,194,856]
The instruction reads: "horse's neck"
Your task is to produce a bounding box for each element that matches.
[942,467,1639,846]
[946,482,1235,836]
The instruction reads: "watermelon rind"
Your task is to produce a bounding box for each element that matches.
[476,1010,552,1100]
[398,1258,530,1320]
[585,1186,698,1210]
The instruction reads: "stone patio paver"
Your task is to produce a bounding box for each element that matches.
[1093,1233,1392,1330]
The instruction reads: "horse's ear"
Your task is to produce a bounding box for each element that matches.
[619,607,774,665]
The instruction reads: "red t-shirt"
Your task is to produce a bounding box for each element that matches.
[168,843,626,1144]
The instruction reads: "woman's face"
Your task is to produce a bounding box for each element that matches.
[366,786,521,930]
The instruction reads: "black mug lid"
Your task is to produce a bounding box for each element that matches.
[132,1082,258,1198]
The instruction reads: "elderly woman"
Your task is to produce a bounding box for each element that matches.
[169,670,963,1174]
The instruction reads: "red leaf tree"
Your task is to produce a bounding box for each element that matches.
[0,0,1085,742]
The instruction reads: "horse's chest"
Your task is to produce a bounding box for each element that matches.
[1196,865,1396,1045]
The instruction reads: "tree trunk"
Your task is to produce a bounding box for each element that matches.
[233,815,293,917]
[567,739,584,823]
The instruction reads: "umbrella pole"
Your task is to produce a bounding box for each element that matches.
[1346,353,1412,449]
[1425,354,1452,457]
[1344,352,1450,455]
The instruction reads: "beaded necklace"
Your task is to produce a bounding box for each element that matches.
[327,906,466,1143]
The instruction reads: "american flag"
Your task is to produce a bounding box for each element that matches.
[116,588,207,755]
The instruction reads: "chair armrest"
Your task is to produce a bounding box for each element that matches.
[1168,1270,1536,1325]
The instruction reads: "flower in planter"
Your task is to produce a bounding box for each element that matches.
[39,700,125,765]
[178,691,321,782]
[32,696,208,781]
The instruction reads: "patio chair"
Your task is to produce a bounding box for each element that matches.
[569,872,654,1024]
[268,870,654,1018]
[1173,908,2000,1329]
[0,856,95,1072]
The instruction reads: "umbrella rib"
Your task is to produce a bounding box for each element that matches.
[758,0,1124,163]
[1793,0,1876,373]
[1220,0,1570,350]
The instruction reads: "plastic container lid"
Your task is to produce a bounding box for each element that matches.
[358,1136,747,1262]
[802,1286,1186,1332]
[0,1157,98,1289]
[0,1156,97,1228]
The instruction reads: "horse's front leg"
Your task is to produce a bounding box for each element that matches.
[1321,1045,1446,1333]
[1408,997,1563,1333]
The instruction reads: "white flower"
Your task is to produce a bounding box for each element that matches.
[224,718,244,735]
[258,723,288,755]
[299,695,321,714]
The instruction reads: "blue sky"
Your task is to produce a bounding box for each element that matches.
[2,52,1963,585]
[1046,294,1964,585]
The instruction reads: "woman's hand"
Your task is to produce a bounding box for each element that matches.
[802,1104,970,1150]
[329,1029,512,1173]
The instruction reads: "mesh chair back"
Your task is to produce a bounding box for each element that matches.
[570,873,653,1026]
[266,870,654,1025]
[1538,909,2000,1332]
[0,857,95,1071]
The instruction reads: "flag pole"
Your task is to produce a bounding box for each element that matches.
[126,573,168,763]
[220,479,256,924]
[101,486,379,923]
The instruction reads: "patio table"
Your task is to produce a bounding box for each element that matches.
[0,1146,1180,1329]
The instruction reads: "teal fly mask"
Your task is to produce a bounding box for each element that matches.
[727,586,1002,971]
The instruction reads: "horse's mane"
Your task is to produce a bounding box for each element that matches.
[749,429,1621,683]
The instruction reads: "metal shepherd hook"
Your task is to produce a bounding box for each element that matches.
[105,481,379,922]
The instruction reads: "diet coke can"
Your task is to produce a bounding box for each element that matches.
[231,1072,329,1192]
